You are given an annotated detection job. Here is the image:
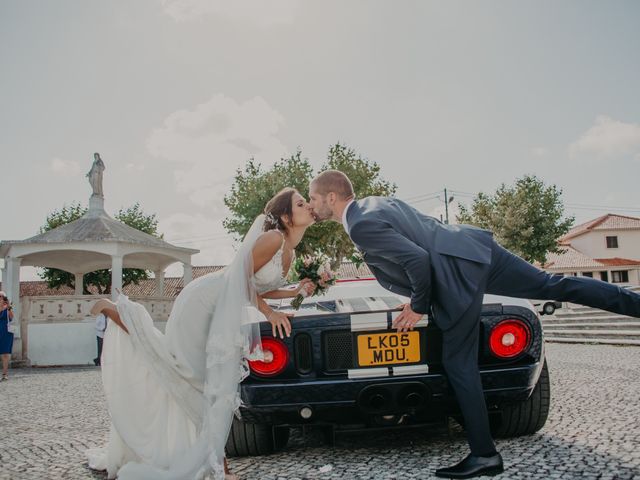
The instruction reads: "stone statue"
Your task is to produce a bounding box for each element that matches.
[87,153,105,197]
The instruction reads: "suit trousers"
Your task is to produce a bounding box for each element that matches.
[486,242,640,318]
[94,336,103,366]
[437,241,640,456]
[439,270,496,456]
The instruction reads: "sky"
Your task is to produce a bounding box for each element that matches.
[1,0,639,280]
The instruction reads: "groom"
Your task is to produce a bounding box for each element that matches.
[308,170,640,479]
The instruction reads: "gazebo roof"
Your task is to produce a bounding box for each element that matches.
[16,209,194,253]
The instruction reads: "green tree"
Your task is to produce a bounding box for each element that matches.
[223,143,397,265]
[456,175,574,264]
[223,151,315,241]
[39,202,162,294]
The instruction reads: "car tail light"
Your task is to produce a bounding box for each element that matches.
[249,337,289,376]
[489,319,530,359]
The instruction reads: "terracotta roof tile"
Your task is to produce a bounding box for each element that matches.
[543,246,640,270]
[594,258,640,267]
[543,246,603,270]
[561,214,640,242]
[15,281,75,297]
[5,262,373,298]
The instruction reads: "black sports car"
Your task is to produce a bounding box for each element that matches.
[226,279,550,456]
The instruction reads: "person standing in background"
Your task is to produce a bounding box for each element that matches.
[0,291,15,381]
[93,312,107,366]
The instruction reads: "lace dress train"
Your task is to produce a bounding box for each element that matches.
[87,272,226,478]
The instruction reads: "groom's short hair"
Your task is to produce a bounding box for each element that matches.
[311,170,354,200]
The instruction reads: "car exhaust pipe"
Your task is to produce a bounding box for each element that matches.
[397,383,429,409]
[359,382,430,414]
[358,386,392,413]
[403,391,424,408]
[369,393,387,410]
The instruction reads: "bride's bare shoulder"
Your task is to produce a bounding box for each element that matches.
[252,230,284,268]
[253,230,283,250]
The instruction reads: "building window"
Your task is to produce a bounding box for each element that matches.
[611,270,629,283]
[601,271,609,282]
[606,236,619,248]
[582,272,593,278]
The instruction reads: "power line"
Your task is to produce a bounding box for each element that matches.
[400,191,442,202]
[448,192,475,198]
[565,204,640,213]
[566,201,640,209]
[405,195,441,205]
[166,191,638,245]
[408,188,640,215]
[448,189,476,197]
[444,188,639,209]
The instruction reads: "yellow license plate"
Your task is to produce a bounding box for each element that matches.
[357,331,421,367]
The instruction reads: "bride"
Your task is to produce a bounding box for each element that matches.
[87,188,317,479]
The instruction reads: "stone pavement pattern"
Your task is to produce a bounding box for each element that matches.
[1,343,640,479]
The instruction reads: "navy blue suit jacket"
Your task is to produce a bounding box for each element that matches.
[346,197,494,329]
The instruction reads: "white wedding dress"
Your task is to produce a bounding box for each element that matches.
[87,222,291,480]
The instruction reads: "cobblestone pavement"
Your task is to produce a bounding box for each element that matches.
[1,343,640,479]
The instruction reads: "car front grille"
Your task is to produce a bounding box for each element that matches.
[323,330,353,372]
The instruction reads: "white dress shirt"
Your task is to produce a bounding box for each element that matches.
[95,313,107,339]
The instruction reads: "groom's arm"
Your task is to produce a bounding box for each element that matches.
[349,220,431,315]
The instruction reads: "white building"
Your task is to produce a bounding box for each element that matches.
[543,214,640,285]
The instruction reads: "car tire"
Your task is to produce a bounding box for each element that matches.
[542,302,556,315]
[226,417,290,457]
[491,360,550,438]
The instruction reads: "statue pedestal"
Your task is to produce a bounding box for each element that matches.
[87,195,106,217]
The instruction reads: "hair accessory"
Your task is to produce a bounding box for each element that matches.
[264,212,279,228]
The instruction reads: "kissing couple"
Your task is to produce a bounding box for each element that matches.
[88,170,640,479]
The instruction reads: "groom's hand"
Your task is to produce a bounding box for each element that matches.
[392,303,424,333]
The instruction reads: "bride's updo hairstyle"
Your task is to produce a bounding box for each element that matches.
[263,187,298,232]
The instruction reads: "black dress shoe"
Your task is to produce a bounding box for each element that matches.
[435,453,504,478]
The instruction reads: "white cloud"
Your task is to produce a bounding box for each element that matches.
[160,211,237,272]
[569,115,640,160]
[146,94,288,207]
[158,0,297,26]
[531,147,548,157]
[50,157,82,176]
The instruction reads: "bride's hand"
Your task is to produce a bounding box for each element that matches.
[267,310,293,339]
[296,278,316,297]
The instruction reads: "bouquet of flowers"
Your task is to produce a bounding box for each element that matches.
[290,253,338,310]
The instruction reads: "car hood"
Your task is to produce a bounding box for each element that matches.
[279,280,537,316]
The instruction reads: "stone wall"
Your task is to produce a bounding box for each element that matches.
[19,295,174,366]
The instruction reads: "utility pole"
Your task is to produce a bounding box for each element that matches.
[444,188,449,224]
[444,188,454,224]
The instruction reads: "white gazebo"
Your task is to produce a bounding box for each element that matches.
[0,153,198,365]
